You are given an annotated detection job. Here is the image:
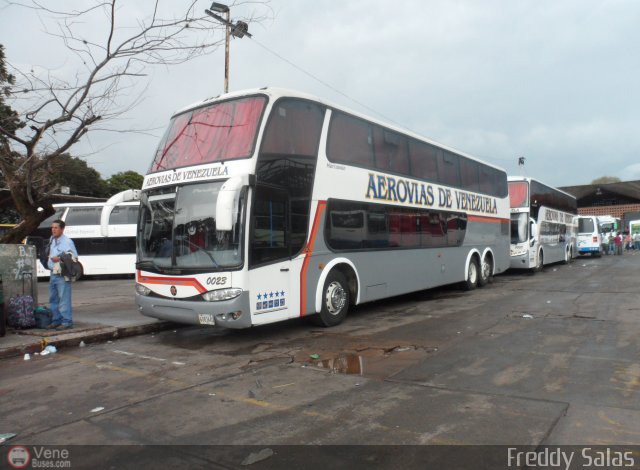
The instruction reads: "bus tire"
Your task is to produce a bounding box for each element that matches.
[478,255,493,287]
[533,250,543,272]
[312,270,350,327]
[464,257,479,291]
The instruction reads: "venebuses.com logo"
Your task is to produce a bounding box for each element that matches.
[6,446,71,468]
[7,446,30,469]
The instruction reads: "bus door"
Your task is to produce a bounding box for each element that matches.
[248,185,300,325]
[529,218,538,266]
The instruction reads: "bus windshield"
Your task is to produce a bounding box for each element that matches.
[138,181,245,271]
[149,95,267,173]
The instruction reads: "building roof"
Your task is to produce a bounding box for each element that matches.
[559,180,640,206]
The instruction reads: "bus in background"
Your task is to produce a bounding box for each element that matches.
[599,215,621,240]
[576,215,603,256]
[27,192,139,278]
[114,87,511,329]
[508,176,577,271]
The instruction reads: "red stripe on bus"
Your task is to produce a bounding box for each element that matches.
[467,215,509,224]
[300,201,327,317]
[137,271,207,294]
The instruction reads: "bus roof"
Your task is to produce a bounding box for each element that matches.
[507,176,576,200]
[170,86,507,175]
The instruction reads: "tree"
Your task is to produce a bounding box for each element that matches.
[0,1,266,243]
[52,154,109,198]
[105,170,144,196]
[0,43,29,226]
[591,176,621,185]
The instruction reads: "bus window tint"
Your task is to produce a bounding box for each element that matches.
[260,99,324,157]
[149,96,267,172]
[578,217,596,234]
[373,127,409,174]
[325,199,466,250]
[439,151,461,187]
[250,186,288,266]
[65,207,101,225]
[109,206,139,225]
[37,208,66,229]
[459,157,480,192]
[257,98,324,260]
[327,112,373,167]
[408,140,438,182]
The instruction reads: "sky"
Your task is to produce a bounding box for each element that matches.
[2,0,640,188]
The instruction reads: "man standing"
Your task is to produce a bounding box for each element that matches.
[46,220,78,330]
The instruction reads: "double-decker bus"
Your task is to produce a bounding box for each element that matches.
[28,192,139,278]
[118,87,510,328]
[508,176,577,271]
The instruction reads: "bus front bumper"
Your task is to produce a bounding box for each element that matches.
[136,292,252,329]
[509,252,533,269]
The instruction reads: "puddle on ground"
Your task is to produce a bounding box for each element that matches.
[308,346,433,378]
[317,354,366,375]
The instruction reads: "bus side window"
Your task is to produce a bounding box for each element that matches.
[250,185,289,266]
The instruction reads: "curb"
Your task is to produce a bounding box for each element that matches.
[0,321,175,359]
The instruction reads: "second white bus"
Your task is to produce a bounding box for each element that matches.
[29,192,139,278]
[509,177,577,271]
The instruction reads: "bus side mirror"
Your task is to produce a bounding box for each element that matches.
[100,189,141,236]
[216,177,244,231]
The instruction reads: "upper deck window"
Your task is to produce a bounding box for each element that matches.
[509,181,529,208]
[149,96,267,173]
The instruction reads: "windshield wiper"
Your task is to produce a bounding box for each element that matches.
[184,240,219,267]
[136,260,162,272]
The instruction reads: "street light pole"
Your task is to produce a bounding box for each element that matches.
[205,2,251,94]
[223,9,230,93]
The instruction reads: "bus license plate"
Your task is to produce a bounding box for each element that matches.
[198,314,215,325]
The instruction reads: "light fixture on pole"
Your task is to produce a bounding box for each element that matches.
[205,2,252,94]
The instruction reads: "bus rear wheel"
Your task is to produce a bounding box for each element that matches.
[312,270,350,327]
[478,255,493,287]
[463,257,479,291]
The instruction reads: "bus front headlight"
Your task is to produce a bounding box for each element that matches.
[202,288,242,302]
[135,283,151,296]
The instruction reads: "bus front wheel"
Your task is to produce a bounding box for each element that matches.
[312,270,350,327]
[533,250,543,272]
[464,257,479,291]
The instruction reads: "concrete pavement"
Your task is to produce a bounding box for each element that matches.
[0,277,173,359]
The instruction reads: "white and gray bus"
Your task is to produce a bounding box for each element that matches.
[508,176,577,271]
[116,87,511,328]
[29,193,139,277]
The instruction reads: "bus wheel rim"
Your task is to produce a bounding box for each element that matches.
[469,262,477,284]
[325,281,346,315]
[482,259,490,279]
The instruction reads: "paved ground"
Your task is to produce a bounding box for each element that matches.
[1,251,640,468]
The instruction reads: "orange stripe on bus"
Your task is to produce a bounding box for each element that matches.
[467,215,509,224]
[300,201,327,317]
[137,271,207,294]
